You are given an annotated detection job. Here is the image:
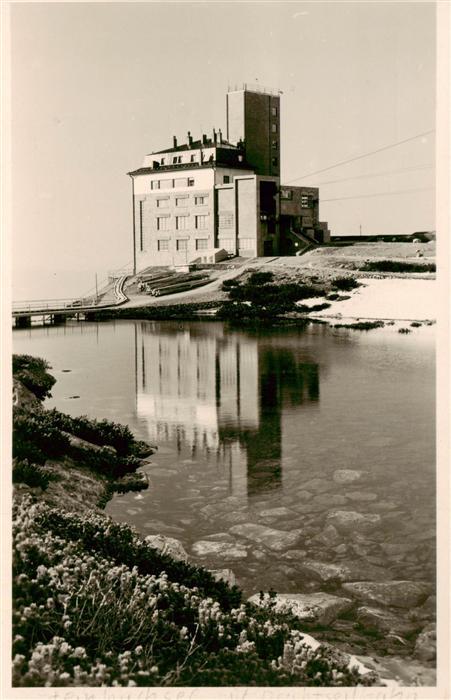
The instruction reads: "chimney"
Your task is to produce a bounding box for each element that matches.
[202,133,208,145]
[173,136,177,148]
[218,129,223,144]
[213,128,217,145]
[188,131,193,147]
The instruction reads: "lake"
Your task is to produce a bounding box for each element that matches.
[13,319,435,644]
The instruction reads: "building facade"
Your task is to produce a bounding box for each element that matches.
[129,85,330,271]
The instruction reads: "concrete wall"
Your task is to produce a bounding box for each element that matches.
[236,177,258,257]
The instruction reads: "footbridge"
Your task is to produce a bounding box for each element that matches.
[12,275,129,327]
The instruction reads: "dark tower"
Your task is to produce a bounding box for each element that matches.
[226,87,280,178]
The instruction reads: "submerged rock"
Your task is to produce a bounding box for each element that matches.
[229,522,303,552]
[327,510,381,532]
[299,478,331,494]
[347,491,378,502]
[248,591,353,626]
[333,470,366,484]
[144,534,188,562]
[259,506,295,518]
[191,540,247,560]
[341,581,431,609]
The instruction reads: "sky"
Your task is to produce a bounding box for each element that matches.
[9,1,436,300]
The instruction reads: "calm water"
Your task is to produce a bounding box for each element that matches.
[13,320,435,601]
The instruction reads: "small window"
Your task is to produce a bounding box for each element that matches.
[195,214,208,230]
[156,198,169,208]
[188,178,195,187]
[151,180,160,190]
[190,155,195,162]
[160,179,173,190]
[272,140,278,149]
[195,195,208,205]
[281,189,293,200]
[176,197,188,207]
[223,175,230,184]
[271,106,278,116]
[219,213,233,228]
[176,239,188,251]
[271,123,277,133]
[176,215,189,230]
[238,238,255,251]
[157,216,169,231]
[301,195,309,207]
[196,239,208,250]
[272,157,278,167]
[161,158,165,166]
[158,239,169,251]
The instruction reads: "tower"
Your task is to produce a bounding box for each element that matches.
[226,87,280,178]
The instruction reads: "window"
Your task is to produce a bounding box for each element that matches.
[176,239,188,251]
[271,106,278,117]
[196,239,208,250]
[301,195,309,207]
[176,215,189,230]
[281,188,293,200]
[157,216,169,231]
[272,140,278,149]
[160,179,173,190]
[151,180,160,190]
[188,178,195,187]
[195,215,208,229]
[195,195,208,205]
[172,156,182,164]
[219,213,233,228]
[158,239,169,251]
[272,157,278,168]
[156,198,169,208]
[161,158,165,166]
[190,155,196,162]
[271,123,277,133]
[176,197,188,207]
[218,238,234,252]
[139,201,144,251]
[223,175,230,184]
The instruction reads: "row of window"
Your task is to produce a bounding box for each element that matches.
[157,238,209,252]
[157,214,209,231]
[156,195,208,208]
[151,177,195,190]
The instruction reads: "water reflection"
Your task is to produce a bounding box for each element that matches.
[135,323,319,496]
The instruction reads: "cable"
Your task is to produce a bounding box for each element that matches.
[322,187,434,203]
[285,130,435,184]
[316,164,434,187]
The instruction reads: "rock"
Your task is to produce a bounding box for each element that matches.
[380,543,418,556]
[248,592,353,626]
[414,623,436,662]
[259,506,295,518]
[144,534,188,562]
[355,606,419,636]
[252,549,268,562]
[281,549,308,561]
[312,524,341,546]
[191,540,247,560]
[347,491,378,502]
[312,493,348,506]
[327,510,381,532]
[297,490,313,501]
[229,523,303,552]
[220,511,249,525]
[341,581,431,609]
[334,544,348,555]
[295,560,351,583]
[299,478,331,493]
[209,568,237,587]
[333,469,366,484]
[200,532,235,542]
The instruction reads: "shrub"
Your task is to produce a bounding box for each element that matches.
[398,327,412,334]
[333,321,384,331]
[12,460,56,490]
[331,277,360,291]
[46,410,136,457]
[12,496,377,688]
[247,271,274,285]
[12,355,56,401]
[13,408,70,464]
[361,261,436,273]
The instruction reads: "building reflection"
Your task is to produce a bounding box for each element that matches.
[135,322,319,496]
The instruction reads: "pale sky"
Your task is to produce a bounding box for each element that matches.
[10,1,436,299]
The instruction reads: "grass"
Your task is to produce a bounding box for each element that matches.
[361,261,435,273]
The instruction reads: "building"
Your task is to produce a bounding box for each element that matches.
[128,84,330,271]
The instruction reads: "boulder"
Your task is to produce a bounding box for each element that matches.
[327,510,381,532]
[144,534,188,562]
[191,540,247,560]
[229,522,303,552]
[333,470,366,484]
[200,532,235,542]
[259,506,295,519]
[295,560,350,583]
[281,549,308,561]
[209,568,237,587]
[248,592,353,626]
[311,524,341,547]
[414,623,436,662]
[341,581,431,609]
[355,606,419,636]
